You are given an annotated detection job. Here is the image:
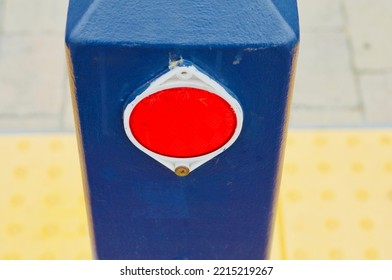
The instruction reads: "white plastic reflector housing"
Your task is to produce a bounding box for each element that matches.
[123,65,243,175]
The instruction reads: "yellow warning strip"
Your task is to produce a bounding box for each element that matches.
[1,130,391,259]
[276,201,287,260]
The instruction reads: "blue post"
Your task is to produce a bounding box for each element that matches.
[66,0,299,260]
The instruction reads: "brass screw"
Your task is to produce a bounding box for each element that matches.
[175,166,190,177]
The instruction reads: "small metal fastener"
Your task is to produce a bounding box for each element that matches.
[175,166,190,177]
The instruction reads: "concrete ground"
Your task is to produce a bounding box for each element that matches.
[0,0,391,132]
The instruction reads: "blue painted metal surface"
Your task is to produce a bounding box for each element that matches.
[66,0,299,260]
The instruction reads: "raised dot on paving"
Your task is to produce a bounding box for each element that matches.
[325,218,340,231]
[388,189,392,201]
[49,140,64,152]
[286,189,302,202]
[9,194,25,207]
[47,165,63,179]
[317,162,332,173]
[364,248,379,260]
[329,249,344,260]
[321,189,335,201]
[359,218,374,231]
[314,136,328,147]
[13,166,28,180]
[346,135,360,147]
[351,162,364,173]
[355,189,369,202]
[40,223,59,237]
[379,135,391,145]
[385,162,392,173]
[16,140,31,152]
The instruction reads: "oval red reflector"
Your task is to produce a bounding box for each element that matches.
[129,87,237,158]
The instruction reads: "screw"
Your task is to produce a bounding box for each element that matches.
[175,166,190,177]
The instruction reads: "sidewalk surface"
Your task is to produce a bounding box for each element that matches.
[0,0,391,132]
[1,131,392,259]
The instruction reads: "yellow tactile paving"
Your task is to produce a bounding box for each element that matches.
[280,131,392,260]
[0,131,391,260]
[0,135,92,260]
[269,201,286,260]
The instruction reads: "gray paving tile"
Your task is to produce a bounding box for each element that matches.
[62,80,75,132]
[360,72,392,125]
[289,108,363,127]
[298,0,344,30]
[344,0,392,71]
[0,0,391,131]
[0,0,4,32]
[0,117,60,133]
[0,34,66,116]
[293,32,359,108]
[3,0,68,34]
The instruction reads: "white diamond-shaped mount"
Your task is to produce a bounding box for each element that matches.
[123,63,243,176]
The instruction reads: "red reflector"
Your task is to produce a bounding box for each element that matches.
[129,87,237,158]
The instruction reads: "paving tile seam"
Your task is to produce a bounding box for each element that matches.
[339,0,365,120]
[59,72,72,131]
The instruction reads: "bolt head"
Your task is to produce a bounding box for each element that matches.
[175,166,190,177]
